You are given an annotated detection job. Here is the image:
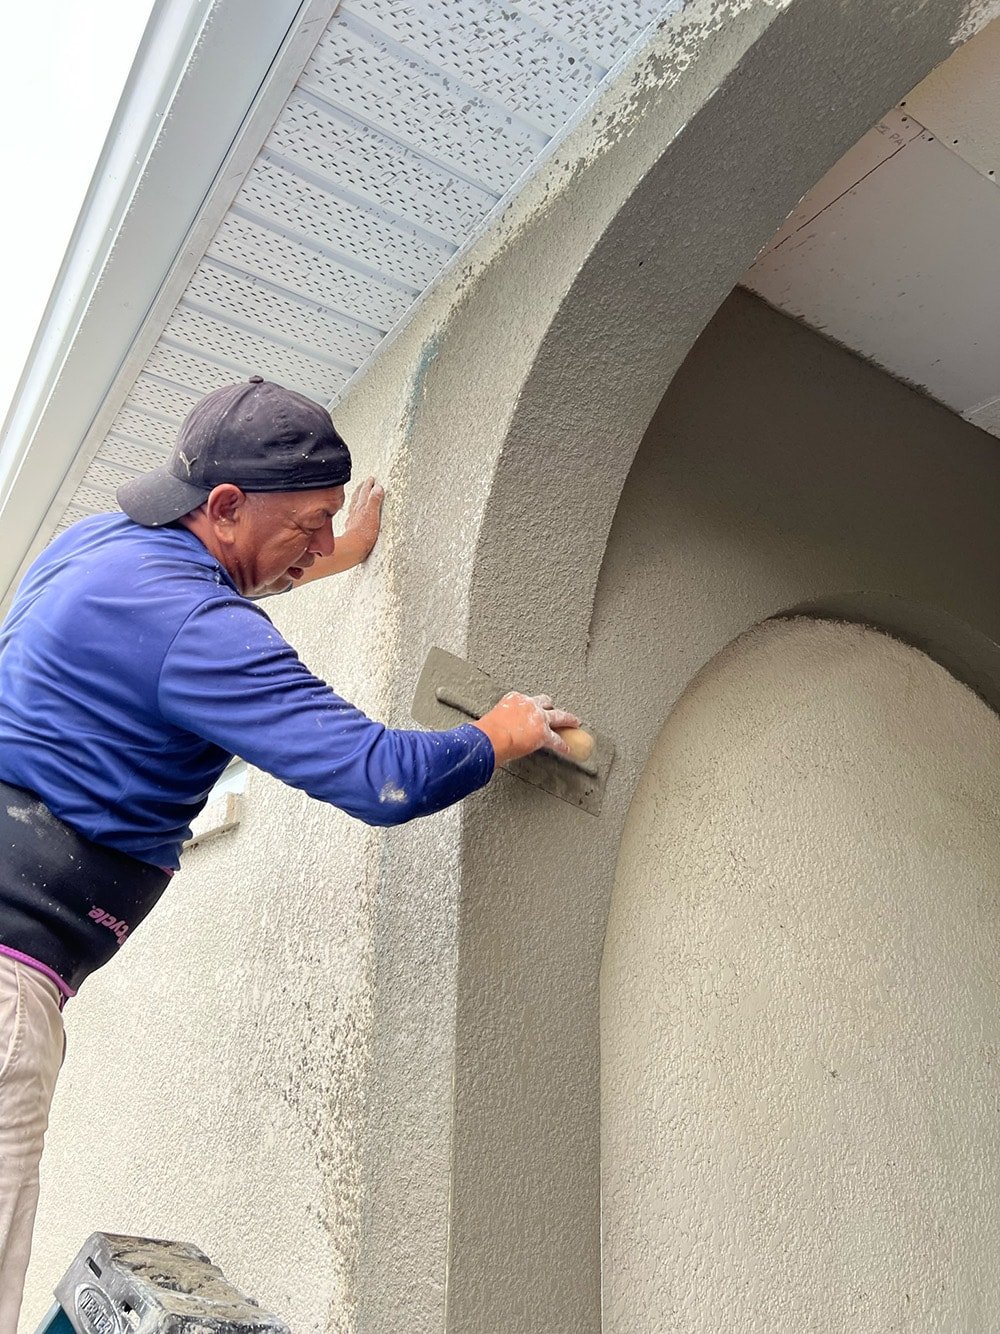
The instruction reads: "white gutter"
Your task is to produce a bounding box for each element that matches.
[0,0,339,605]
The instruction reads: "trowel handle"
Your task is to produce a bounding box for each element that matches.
[555,726,595,764]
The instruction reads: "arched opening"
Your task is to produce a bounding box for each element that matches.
[591,19,1000,1320]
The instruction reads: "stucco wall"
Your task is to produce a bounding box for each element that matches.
[602,618,1000,1331]
[588,286,1000,1330]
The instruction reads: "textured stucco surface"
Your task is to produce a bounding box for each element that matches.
[602,619,1000,1330]
[19,0,1000,1329]
[438,284,1000,1331]
[357,3,1000,1326]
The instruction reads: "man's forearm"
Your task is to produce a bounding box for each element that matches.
[294,531,371,583]
[294,476,384,585]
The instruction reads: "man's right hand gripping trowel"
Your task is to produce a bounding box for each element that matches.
[411,647,614,816]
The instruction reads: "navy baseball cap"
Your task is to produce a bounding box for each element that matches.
[117,377,352,527]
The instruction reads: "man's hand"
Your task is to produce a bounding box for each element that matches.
[293,477,385,585]
[339,476,384,565]
[471,692,581,766]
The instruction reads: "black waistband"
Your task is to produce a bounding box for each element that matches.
[0,781,170,992]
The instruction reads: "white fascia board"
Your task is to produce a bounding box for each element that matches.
[0,0,338,602]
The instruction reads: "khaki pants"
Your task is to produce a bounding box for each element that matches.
[0,957,63,1334]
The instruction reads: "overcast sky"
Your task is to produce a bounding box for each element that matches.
[0,1,157,429]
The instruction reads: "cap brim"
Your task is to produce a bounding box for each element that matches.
[117,467,211,527]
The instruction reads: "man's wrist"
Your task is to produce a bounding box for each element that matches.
[470,717,512,766]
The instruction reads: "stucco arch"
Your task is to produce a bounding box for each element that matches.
[442,296,1000,1334]
[352,4,1000,1331]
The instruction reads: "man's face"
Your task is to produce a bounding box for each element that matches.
[229,486,345,595]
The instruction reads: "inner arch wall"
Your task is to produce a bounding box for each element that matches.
[448,283,1000,1328]
[602,616,1000,1330]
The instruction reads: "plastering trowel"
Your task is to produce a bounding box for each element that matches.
[411,647,614,816]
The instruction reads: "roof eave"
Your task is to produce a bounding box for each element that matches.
[0,0,339,608]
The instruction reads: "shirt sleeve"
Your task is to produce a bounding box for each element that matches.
[156,592,494,826]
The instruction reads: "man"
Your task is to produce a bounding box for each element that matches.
[0,376,577,1328]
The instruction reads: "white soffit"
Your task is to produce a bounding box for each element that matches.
[5,0,681,601]
[0,0,340,603]
[745,18,1000,439]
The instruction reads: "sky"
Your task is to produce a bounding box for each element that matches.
[0,1,157,430]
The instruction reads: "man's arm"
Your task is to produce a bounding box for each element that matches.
[295,476,384,583]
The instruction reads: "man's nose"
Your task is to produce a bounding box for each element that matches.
[309,520,335,558]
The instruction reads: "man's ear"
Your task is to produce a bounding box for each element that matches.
[203,484,247,542]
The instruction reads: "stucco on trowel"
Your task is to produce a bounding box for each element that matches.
[954,0,1000,43]
[602,618,1000,1330]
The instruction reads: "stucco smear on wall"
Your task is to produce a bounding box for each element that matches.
[602,617,1000,1331]
[436,0,794,304]
[954,0,1000,44]
[582,0,792,164]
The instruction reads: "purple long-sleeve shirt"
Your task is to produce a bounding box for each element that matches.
[0,514,494,869]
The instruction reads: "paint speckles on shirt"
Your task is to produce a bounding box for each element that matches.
[379,781,407,804]
[5,802,57,832]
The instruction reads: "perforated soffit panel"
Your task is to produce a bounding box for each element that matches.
[58,0,676,537]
